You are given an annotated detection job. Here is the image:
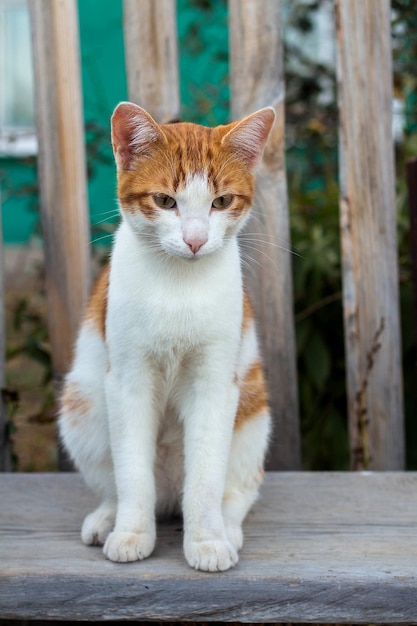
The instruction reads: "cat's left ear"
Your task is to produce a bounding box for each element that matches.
[221,107,275,169]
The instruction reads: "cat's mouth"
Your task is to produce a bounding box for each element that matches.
[160,241,214,262]
[160,246,205,262]
[179,249,206,262]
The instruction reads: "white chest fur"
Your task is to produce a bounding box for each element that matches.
[107,220,243,358]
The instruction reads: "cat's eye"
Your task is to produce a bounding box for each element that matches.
[212,195,233,210]
[153,194,176,209]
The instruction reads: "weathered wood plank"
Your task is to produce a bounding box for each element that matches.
[0,199,10,472]
[2,472,417,623]
[336,0,404,469]
[229,0,300,470]
[29,1,91,387]
[123,0,180,122]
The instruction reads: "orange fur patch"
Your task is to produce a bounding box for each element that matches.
[85,265,110,338]
[242,290,254,334]
[234,360,268,429]
[61,382,91,425]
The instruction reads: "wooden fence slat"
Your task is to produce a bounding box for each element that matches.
[0,196,11,471]
[229,0,301,470]
[336,0,404,469]
[29,1,91,389]
[123,0,180,122]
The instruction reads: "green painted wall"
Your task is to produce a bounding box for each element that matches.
[0,157,38,242]
[1,0,228,244]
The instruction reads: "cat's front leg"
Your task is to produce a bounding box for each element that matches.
[103,367,158,563]
[181,351,240,572]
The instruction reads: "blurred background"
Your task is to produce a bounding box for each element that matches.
[0,0,416,471]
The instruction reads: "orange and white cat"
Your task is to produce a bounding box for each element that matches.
[59,102,274,572]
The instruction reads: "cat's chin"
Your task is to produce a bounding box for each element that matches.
[163,246,219,262]
[174,252,206,263]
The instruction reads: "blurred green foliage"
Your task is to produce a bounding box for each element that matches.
[393,0,417,469]
[284,0,345,468]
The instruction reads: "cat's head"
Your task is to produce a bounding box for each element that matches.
[111,102,275,260]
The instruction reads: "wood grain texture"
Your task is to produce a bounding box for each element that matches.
[1,472,417,622]
[29,0,91,384]
[336,0,404,469]
[123,0,180,122]
[229,0,300,470]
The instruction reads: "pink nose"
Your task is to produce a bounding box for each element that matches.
[184,236,208,254]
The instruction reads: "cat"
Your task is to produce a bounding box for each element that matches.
[59,101,274,572]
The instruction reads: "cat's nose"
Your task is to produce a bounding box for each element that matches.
[183,235,208,254]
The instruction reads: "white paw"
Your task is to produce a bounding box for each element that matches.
[103,530,155,563]
[184,538,238,572]
[225,524,243,551]
[81,509,115,546]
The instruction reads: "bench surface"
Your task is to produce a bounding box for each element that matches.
[1,472,417,623]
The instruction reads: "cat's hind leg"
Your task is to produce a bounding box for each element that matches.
[223,312,271,552]
[81,499,116,546]
[222,410,270,552]
[59,322,116,547]
[60,379,116,548]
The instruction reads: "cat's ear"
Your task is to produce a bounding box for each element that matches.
[111,102,165,170]
[221,107,275,169]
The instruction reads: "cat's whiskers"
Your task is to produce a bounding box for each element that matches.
[239,237,303,268]
[135,232,174,262]
[245,210,293,240]
[92,214,120,227]
[239,217,298,255]
[245,210,295,240]
[89,233,115,247]
[239,242,277,268]
[92,207,120,219]
[240,230,303,259]
[239,249,264,277]
[244,210,265,232]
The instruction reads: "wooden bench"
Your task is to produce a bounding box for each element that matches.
[2,472,417,623]
[0,1,411,623]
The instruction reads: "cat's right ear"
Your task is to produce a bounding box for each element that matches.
[111,102,165,171]
[221,107,275,169]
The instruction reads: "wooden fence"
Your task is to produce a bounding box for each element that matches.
[0,0,404,472]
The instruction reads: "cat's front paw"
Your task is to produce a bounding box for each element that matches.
[103,530,155,562]
[184,538,238,572]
